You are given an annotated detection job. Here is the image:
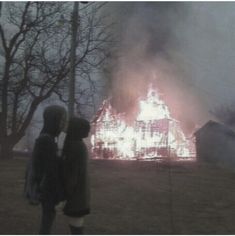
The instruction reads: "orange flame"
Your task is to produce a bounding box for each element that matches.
[91,85,196,160]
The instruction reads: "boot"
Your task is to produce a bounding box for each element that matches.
[69,225,84,235]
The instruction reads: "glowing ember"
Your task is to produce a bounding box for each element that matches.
[91,85,196,160]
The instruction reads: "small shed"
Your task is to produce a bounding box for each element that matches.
[195,120,235,168]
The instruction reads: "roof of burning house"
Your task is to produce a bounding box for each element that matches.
[91,99,111,124]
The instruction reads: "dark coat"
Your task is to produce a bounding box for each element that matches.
[63,118,90,217]
[25,105,66,205]
[33,134,64,204]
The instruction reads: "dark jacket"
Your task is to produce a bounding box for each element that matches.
[33,133,63,204]
[25,105,66,205]
[63,117,90,217]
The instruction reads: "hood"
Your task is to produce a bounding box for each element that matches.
[66,117,90,140]
[41,105,66,137]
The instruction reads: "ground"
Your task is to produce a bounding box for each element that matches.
[1,158,235,234]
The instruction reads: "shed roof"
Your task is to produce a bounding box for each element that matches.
[194,120,235,139]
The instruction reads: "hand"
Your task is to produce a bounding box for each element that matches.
[55,201,66,213]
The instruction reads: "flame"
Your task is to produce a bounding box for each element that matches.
[91,85,196,160]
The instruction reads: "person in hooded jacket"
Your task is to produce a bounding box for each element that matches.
[62,117,91,235]
[30,105,67,234]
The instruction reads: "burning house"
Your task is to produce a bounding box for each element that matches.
[91,86,195,160]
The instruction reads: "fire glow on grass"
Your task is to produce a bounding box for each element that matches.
[91,85,196,160]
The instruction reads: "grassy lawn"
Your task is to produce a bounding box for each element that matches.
[1,158,235,234]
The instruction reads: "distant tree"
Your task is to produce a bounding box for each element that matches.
[0,2,111,159]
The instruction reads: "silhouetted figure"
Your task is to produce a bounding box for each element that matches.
[25,105,66,234]
[62,117,91,235]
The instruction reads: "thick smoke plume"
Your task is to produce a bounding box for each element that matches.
[105,2,235,133]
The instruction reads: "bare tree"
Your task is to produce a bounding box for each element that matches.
[55,2,112,117]
[0,2,111,159]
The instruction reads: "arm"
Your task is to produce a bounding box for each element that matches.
[64,142,87,197]
[64,145,79,197]
[33,135,57,186]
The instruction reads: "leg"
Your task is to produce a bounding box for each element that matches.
[69,225,84,235]
[67,216,84,235]
[39,201,56,235]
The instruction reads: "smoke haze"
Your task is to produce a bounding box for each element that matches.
[105,2,235,133]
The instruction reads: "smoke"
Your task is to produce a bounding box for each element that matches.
[108,3,182,102]
[175,3,235,123]
[104,2,235,133]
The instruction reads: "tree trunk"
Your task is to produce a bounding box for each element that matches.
[0,139,14,159]
[0,132,23,159]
